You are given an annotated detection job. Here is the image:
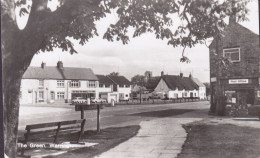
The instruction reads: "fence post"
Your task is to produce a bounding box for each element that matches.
[81,105,84,119]
[97,104,100,132]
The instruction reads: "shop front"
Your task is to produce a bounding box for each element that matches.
[220,78,260,116]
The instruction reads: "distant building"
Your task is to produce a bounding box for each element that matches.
[20,61,132,104]
[190,74,206,100]
[97,75,132,102]
[209,18,260,111]
[20,61,98,104]
[107,75,132,102]
[154,72,199,99]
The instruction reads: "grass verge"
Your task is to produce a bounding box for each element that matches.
[24,125,140,158]
[178,123,260,158]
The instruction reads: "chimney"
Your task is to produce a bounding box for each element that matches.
[161,71,164,77]
[41,62,46,69]
[180,72,183,78]
[189,73,192,78]
[229,15,236,25]
[57,61,63,69]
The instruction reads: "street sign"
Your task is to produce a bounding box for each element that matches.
[229,79,248,84]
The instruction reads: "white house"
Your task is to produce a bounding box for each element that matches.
[191,77,206,99]
[107,75,132,102]
[153,72,199,99]
[20,61,99,104]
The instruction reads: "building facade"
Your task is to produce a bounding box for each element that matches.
[153,72,199,99]
[209,20,260,110]
[20,61,99,104]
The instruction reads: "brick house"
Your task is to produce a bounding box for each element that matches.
[209,19,260,113]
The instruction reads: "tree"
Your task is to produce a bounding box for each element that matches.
[1,0,249,157]
[131,75,146,86]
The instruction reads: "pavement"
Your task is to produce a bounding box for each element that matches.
[95,110,205,158]
[95,109,260,158]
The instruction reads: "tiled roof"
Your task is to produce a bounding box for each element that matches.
[163,75,199,90]
[192,78,205,87]
[107,75,131,86]
[23,67,98,80]
[145,77,161,90]
[96,75,114,84]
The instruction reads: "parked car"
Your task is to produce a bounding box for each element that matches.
[71,97,88,104]
[91,98,107,103]
[149,93,161,99]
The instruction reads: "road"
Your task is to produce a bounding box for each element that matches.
[18,101,210,136]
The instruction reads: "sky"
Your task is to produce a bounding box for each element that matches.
[21,0,259,83]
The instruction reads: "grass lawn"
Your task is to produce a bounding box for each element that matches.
[178,123,260,158]
[24,125,140,158]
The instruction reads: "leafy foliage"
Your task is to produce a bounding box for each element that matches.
[131,75,146,86]
[14,0,250,60]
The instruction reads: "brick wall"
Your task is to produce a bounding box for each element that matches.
[209,22,260,79]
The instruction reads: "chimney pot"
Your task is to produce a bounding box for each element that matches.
[57,61,63,69]
[41,62,46,69]
[161,71,164,77]
[189,73,192,78]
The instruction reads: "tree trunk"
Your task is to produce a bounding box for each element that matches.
[3,45,35,157]
[2,10,39,157]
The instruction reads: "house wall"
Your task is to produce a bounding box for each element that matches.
[118,85,131,101]
[209,23,260,105]
[20,79,100,104]
[154,78,170,94]
[198,87,206,99]
[154,78,199,99]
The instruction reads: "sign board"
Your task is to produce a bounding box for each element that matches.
[229,79,248,84]
[75,104,102,111]
[210,77,217,82]
[231,98,236,103]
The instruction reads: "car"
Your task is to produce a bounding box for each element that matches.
[91,98,107,103]
[71,97,88,104]
[149,94,161,99]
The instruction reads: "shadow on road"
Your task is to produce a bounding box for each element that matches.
[129,109,195,118]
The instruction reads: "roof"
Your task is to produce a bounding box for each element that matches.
[209,22,259,48]
[162,75,199,90]
[192,78,205,87]
[96,75,114,84]
[145,77,161,90]
[23,67,98,80]
[107,75,131,86]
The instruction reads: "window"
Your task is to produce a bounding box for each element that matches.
[126,85,130,88]
[184,92,188,97]
[50,92,55,100]
[99,84,104,88]
[57,80,65,87]
[125,94,128,97]
[70,80,80,87]
[39,80,44,87]
[88,81,96,88]
[119,85,124,88]
[39,91,44,100]
[57,92,65,99]
[105,84,110,88]
[223,48,240,62]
